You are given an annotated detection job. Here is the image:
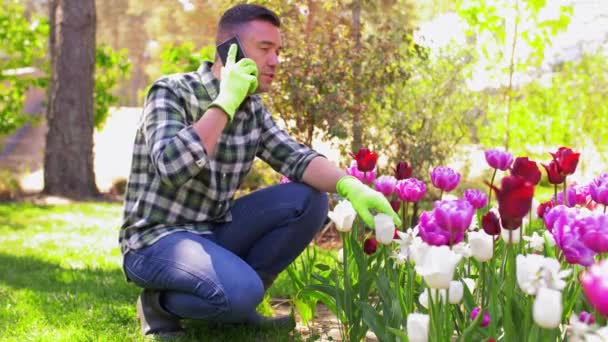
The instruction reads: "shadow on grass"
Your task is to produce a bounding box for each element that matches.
[0,253,297,341]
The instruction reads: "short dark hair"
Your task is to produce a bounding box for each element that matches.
[216,4,281,43]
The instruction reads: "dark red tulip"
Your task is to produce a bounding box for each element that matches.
[511,157,541,185]
[349,148,378,172]
[482,211,501,235]
[394,161,413,180]
[550,146,580,176]
[541,160,566,184]
[393,229,400,239]
[363,237,378,255]
[390,199,401,212]
[536,201,554,219]
[491,175,535,230]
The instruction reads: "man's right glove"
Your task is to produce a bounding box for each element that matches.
[210,44,258,120]
[336,175,402,229]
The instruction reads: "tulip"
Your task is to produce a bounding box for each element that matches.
[579,213,608,253]
[346,161,376,184]
[349,147,378,172]
[419,280,463,307]
[543,230,556,247]
[471,307,490,327]
[581,259,608,316]
[462,278,476,294]
[418,210,464,247]
[415,245,462,289]
[394,227,421,261]
[492,175,535,230]
[579,311,595,325]
[533,287,563,329]
[430,166,460,192]
[516,254,571,295]
[407,313,429,342]
[374,213,395,245]
[542,160,566,185]
[537,201,554,219]
[569,313,594,342]
[390,199,401,212]
[550,146,580,176]
[484,148,513,171]
[433,199,475,235]
[448,280,464,304]
[546,206,597,266]
[363,237,378,255]
[590,173,608,206]
[394,161,413,180]
[452,242,472,259]
[337,248,344,263]
[464,189,488,209]
[373,175,397,197]
[523,232,546,252]
[482,211,501,235]
[327,200,356,232]
[511,157,542,185]
[395,178,427,203]
[469,230,494,262]
[501,227,521,244]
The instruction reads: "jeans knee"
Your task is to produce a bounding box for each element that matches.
[223,275,264,321]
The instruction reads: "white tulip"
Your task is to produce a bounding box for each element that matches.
[469,230,494,262]
[419,288,447,309]
[533,287,562,329]
[453,242,472,259]
[394,227,420,261]
[374,213,395,245]
[328,200,356,232]
[516,254,572,295]
[448,280,464,304]
[415,245,462,289]
[501,227,521,244]
[462,278,476,294]
[523,232,546,252]
[337,248,344,263]
[543,230,556,247]
[410,236,431,266]
[407,313,430,342]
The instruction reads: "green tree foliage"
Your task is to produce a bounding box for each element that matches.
[94,44,131,129]
[158,42,214,75]
[0,0,48,134]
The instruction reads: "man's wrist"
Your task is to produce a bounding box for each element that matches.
[209,94,238,120]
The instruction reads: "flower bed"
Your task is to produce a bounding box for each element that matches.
[290,146,608,342]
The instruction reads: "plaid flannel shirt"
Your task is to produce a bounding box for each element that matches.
[119,62,321,254]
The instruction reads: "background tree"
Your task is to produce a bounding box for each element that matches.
[44,0,98,198]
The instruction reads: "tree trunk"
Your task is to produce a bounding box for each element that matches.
[44,0,99,199]
[351,0,363,153]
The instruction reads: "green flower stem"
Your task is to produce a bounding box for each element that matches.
[554,183,558,205]
[563,177,568,207]
[408,261,414,314]
[503,246,517,342]
[339,231,351,338]
[402,201,409,230]
[487,168,497,210]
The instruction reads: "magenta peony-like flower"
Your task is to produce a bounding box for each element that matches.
[430,166,460,192]
[544,205,597,266]
[346,161,376,185]
[433,199,475,234]
[484,148,513,171]
[579,213,608,254]
[464,189,488,209]
[418,210,464,246]
[581,260,608,316]
[395,178,427,203]
[590,173,608,206]
[373,175,397,197]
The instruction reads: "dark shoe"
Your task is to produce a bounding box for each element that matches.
[256,271,277,291]
[136,289,185,338]
[247,312,296,331]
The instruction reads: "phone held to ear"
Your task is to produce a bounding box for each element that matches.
[216,36,246,65]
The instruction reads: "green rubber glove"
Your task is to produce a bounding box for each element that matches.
[210,44,259,120]
[336,175,402,229]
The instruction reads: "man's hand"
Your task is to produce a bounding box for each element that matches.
[210,44,258,120]
[336,175,402,229]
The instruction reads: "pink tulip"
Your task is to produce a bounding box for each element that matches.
[464,189,488,209]
[580,213,608,254]
[395,178,427,203]
[590,173,608,206]
[346,161,376,185]
[484,149,513,171]
[418,210,464,246]
[433,199,475,234]
[471,307,490,327]
[373,175,397,197]
[581,260,608,316]
[430,166,460,192]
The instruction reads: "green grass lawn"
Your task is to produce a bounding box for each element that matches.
[0,201,311,341]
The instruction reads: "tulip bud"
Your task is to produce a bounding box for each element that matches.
[407,313,429,342]
[363,238,378,255]
[482,211,501,235]
[394,161,413,180]
[533,287,562,329]
[448,280,463,304]
[374,214,395,245]
[469,231,494,262]
[471,307,490,327]
[327,200,356,232]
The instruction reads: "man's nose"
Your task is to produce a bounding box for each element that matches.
[267,52,279,66]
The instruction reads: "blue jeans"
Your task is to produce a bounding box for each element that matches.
[123,183,328,323]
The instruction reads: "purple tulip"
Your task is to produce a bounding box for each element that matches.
[579,311,595,325]
[433,199,475,234]
[418,210,464,246]
[580,213,608,253]
[590,173,608,206]
[346,161,376,185]
[464,189,488,209]
[484,148,514,171]
[373,175,397,197]
[546,205,597,266]
[471,307,490,327]
[430,166,461,192]
[581,260,608,317]
[395,178,427,203]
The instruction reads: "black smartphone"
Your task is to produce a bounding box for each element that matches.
[216,36,246,65]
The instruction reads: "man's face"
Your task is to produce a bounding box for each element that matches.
[238,20,282,93]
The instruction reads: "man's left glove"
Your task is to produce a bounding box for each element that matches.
[336,175,402,229]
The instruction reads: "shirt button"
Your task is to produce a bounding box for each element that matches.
[195,159,206,167]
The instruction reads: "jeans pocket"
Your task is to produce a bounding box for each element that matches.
[123,251,151,287]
